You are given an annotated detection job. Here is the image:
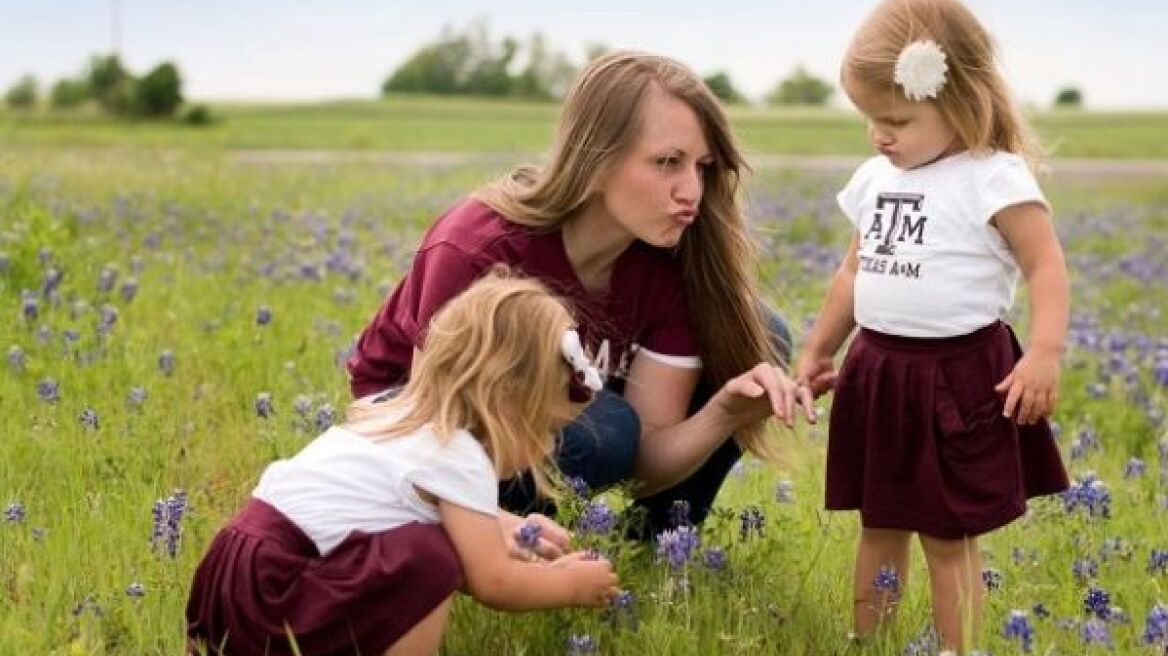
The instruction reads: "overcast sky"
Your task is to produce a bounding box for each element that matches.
[3,0,1166,110]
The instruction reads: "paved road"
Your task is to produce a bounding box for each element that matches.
[232,150,1168,178]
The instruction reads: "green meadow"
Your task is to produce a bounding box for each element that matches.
[1,102,1167,654]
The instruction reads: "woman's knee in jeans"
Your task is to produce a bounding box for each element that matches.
[559,390,640,486]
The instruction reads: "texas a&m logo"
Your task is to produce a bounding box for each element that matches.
[865,192,928,256]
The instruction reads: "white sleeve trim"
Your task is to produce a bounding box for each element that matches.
[637,347,702,369]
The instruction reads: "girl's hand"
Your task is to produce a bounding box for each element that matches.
[713,362,817,429]
[519,513,571,560]
[551,551,620,607]
[794,353,838,398]
[994,348,1061,425]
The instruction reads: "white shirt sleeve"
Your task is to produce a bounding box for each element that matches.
[977,153,1049,223]
[406,430,499,518]
[836,156,882,228]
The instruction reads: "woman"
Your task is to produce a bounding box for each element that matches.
[348,51,814,537]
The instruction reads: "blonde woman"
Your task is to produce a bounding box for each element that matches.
[186,272,620,656]
[795,0,1070,651]
[349,51,814,535]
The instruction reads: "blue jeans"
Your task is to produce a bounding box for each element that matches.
[498,311,792,536]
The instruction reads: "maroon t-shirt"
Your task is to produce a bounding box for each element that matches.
[347,199,698,397]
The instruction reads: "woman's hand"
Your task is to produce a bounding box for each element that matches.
[712,362,817,429]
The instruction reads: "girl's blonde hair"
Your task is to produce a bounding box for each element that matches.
[344,270,583,499]
[843,0,1044,169]
[474,50,780,459]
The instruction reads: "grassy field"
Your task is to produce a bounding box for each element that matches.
[2,97,1168,158]
[0,141,1166,655]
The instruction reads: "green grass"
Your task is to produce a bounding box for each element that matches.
[3,97,1168,158]
[0,148,1166,654]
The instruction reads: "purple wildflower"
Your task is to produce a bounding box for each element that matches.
[120,278,138,302]
[566,476,590,499]
[98,266,117,293]
[294,394,313,417]
[5,502,25,523]
[1003,610,1035,653]
[566,634,597,655]
[606,589,638,630]
[34,325,52,344]
[254,392,274,418]
[874,566,902,600]
[314,403,336,431]
[97,304,118,335]
[657,526,699,570]
[42,267,63,297]
[126,582,145,598]
[0,251,7,273]
[22,295,38,322]
[62,328,80,344]
[1148,549,1168,575]
[37,247,52,266]
[127,386,148,408]
[37,377,59,403]
[1143,603,1168,646]
[78,408,99,430]
[8,345,25,372]
[904,625,940,655]
[1155,360,1168,387]
[578,499,616,536]
[516,522,541,551]
[1033,603,1051,618]
[1079,617,1113,649]
[982,567,1003,592]
[1063,474,1112,519]
[1125,457,1146,479]
[1073,557,1099,582]
[668,499,691,528]
[702,546,728,572]
[739,505,764,541]
[157,350,175,376]
[151,489,189,558]
[256,306,272,326]
[1084,586,1111,619]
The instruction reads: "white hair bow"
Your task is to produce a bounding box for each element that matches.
[894,40,949,102]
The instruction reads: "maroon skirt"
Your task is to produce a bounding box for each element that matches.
[825,321,1069,539]
[186,499,463,656]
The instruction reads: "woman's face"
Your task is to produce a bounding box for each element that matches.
[595,85,714,249]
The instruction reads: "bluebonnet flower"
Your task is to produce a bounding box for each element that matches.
[982,567,1003,592]
[1155,360,1168,387]
[1063,474,1112,519]
[35,325,52,344]
[668,499,691,528]
[1084,586,1111,619]
[1073,557,1099,582]
[565,476,590,499]
[254,392,274,418]
[566,634,597,655]
[1125,457,1146,479]
[578,499,616,536]
[62,328,80,344]
[775,479,795,503]
[8,345,25,372]
[22,295,38,322]
[1049,420,1062,439]
[606,590,638,630]
[1079,617,1113,649]
[294,394,313,417]
[903,625,940,655]
[1099,537,1131,562]
[1143,603,1168,646]
[125,582,145,598]
[97,304,118,335]
[127,386,148,408]
[0,251,8,273]
[657,526,699,570]
[42,267,63,297]
[315,404,336,431]
[120,278,138,302]
[1033,603,1051,618]
[5,502,25,523]
[72,595,102,618]
[516,522,541,551]
[702,546,728,572]
[256,306,272,326]
[151,489,189,558]
[874,566,902,599]
[1148,549,1168,575]
[37,377,60,403]
[158,350,175,376]
[1003,610,1035,653]
[739,505,764,541]
[37,247,52,266]
[98,266,117,293]
[78,408,100,430]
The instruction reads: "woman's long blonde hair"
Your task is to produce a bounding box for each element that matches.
[345,270,583,498]
[844,0,1044,169]
[474,51,780,459]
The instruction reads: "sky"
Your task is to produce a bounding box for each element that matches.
[3,0,1167,110]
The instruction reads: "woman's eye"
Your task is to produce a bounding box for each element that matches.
[657,156,681,168]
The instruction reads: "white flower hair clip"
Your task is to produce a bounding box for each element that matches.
[894,40,949,102]
[561,329,603,402]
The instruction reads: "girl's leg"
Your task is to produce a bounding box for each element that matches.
[385,595,454,656]
[919,534,984,653]
[853,527,913,637]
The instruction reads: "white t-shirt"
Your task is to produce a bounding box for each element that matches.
[252,423,498,556]
[836,151,1048,337]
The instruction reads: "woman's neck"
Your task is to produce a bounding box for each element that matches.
[561,202,635,293]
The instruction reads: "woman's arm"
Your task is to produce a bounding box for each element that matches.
[440,501,618,611]
[991,202,1069,424]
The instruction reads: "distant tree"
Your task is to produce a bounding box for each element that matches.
[87,54,134,112]
[512,33,577,100]
[703,71,745,104]
[768,65,834,106]
[182,104,213,126]
[135,62,183,116]
[5,74,39,109]
[1054,86,1083,109]
[383,23,480,95]
[583,42,611,62]
[50,78,90,109]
